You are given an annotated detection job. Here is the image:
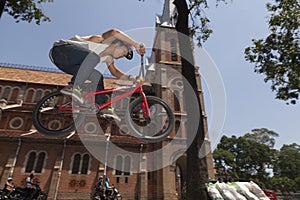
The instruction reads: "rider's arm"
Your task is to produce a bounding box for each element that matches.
[81,35,104,43]
[104,181,112,189]
[102,29,145,55]
[105,57,128,79]
[7,182,14,188]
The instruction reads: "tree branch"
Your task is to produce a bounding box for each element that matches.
[0,0,7,19]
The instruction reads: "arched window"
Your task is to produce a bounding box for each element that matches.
[175,121,181,137]
[114,155,132,176]
[25,152,36,173]
[25,151,47,173]
[34,90,43,103]
[115,155,123,176]
[25,88,35,103]
[2,87,11,100]
[72,154,81,174]
[173,90,180,112]
[43,90,52,96]
[71,153,90,175]
[170,39,178,61]
[10,87,20,101]
[81,154,90,174]
[124,156,131,176]
[35,152,46,173]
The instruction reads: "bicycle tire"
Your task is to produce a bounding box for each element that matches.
[32,90,85,137]
[125,96,175,142]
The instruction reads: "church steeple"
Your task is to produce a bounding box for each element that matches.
[156,0,178,27]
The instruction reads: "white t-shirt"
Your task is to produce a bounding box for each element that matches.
[25,177,33,188]
[52,35,108,62]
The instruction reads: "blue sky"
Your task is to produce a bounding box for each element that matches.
[0,0,299,149]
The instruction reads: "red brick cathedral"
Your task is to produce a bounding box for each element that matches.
[0,1,214,199]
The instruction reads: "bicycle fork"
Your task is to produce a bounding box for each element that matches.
[140,92,151,119]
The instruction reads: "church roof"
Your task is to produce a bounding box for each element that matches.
[0,63,118,88]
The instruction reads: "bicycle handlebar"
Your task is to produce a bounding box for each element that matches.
[138,55,145,79]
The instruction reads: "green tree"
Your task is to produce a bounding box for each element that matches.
[273,143,300,179]
[213,136,238,180]
[244,128,279,148]
[0,0,53,24]
[245,0,300,104]
[270,176,297,193]
[295,176,300,191]
[213,128,278,184]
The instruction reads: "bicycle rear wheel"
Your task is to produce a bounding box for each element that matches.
[32,90,85,136]
[126,96,175,142]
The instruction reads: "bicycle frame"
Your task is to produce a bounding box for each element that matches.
[58,81,151,117]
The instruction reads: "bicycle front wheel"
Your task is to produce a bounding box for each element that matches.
[32,90,85,137]
[126,96,175,142]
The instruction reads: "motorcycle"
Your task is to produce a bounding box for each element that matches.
[92,185,122,200]
[106,186,122,200]
[0,187,25,200]
[30,182,47,200]
[0,189,10,199]
[7,182,47,200]
[92,184,105,200]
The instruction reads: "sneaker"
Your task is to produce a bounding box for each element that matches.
[99,107,121,122]
[101,107,114,114]
[61,85,84,104]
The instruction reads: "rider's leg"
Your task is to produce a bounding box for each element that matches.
[73,52,100,91]
[87,69,106,105]
[50,44,100,101]
[88,71,120,120]
[50,44,91,75]
[51,44,100,84]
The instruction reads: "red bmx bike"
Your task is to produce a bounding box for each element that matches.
[32,57,174,142]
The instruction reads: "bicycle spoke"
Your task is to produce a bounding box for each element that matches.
[32,91,86,136]
[126,96,174,142]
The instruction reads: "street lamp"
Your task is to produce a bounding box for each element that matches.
[104,133,111,177]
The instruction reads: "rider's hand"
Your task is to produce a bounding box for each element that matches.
[127,75,136,82]
[136,43,145,55]
[136,77,145,83]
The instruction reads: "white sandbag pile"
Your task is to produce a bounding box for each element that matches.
[207,181,270,200]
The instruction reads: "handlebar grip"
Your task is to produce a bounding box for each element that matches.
[139,43,145,49]
[136,77,145,83]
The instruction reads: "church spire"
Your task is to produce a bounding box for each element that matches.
[156,0,177,27]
